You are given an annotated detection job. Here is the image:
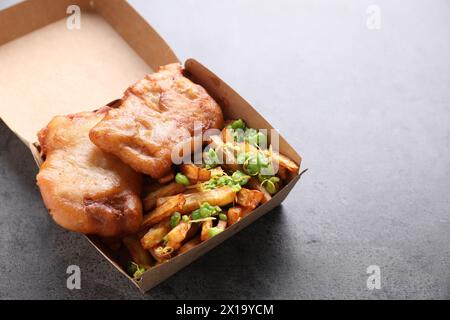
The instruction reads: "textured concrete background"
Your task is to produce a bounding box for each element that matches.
[0,0,449,299]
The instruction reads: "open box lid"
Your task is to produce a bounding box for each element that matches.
[0,0,179,145]
[0,0,301,166]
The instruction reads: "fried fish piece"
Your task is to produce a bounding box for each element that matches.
[36,108,143,237]
[89,63,224,179]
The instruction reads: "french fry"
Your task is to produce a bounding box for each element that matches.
[150,225,194,261]
[264,149,299,173]
[149,246,171,263]
[217,220,227,229]
[156,186,236,214]
[166,221,191,250]
[183,186,236,213]
[143,182,186,211]
[227,206,252,224]
[231,138,298,172]
[178,235,201,254]
[180,164,199,181]
[180,164,211,183]
[247,177,271,203]
[148,221,192,262]
[237,140,258,154]
[277,166,289,181]
[221,127,234,144]
[140,218,171,250]
[237,141,299,175]
[155,196,173,207]
[142,194,185,228]
[227,207,241,226]
[201,220,213,241]
[238,206,253,218]
[197,167,211,181]
[237,188,263,209]
[122,235,153,267]
[154,188,201,208]
[202,220,226,240]
[209,166,225,177]
[221,134,300,175]
[158,171,175,184]
[209,135,240,172]
[182,187,203,194]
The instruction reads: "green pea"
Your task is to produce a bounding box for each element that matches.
[263,180,277,194]
[247,135,257,146]
[206,202,214,208]
[208,227,224,238]
[236,152,248,164]
[231,184,242,192]
[175,173,190,186]
[200,206,211,218]
[203,180,216,190]
[216,176,225,184]
[256,132,267,148]
[182,215,190,223]
[244,158,260,176]
[208,148,217,157]
[244,128,258,145]
[270,176,280,184]
[217,176,232,185]
[219,213,228,221]
[232,128,246,142]
[133,265,146,280]
[257,152,269,168]
[245,128,257,136]
[170,212,181,228]
[260,164,276,176]
[210,207,220,216]
[205,148,219,169]
[126,261,138,276]
[232,170,250,185]
[230,119,246,130]
[191,209,201,221]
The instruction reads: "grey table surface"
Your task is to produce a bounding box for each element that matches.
[1,0,449,299]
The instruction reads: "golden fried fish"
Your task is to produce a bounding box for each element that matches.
[89,63,224,179]
[36,108,143,237]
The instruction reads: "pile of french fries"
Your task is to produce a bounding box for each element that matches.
[103,119,300,280]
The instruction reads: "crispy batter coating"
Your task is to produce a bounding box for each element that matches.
[36,108,143,237]
[89,63,224,178]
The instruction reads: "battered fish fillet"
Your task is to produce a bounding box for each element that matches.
[36,108,143,237]
[89,63,224,179]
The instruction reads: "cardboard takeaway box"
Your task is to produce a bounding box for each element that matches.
[0,0,303,293]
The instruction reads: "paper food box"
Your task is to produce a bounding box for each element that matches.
[0,0,303,292]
